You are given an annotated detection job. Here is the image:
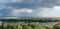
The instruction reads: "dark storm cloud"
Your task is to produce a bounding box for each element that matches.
[4,0,56,9]
[1,0,60,10]
[1,0,60,9]
[0,9,13,16]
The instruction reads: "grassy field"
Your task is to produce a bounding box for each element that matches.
[0,24,56,29]
[0,18,60,29]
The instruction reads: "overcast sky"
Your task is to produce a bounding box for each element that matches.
[0,0,60,17]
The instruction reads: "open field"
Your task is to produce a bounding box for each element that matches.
[0,23,60,29]
[0,18,60,29]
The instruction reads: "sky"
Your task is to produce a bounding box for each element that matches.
[0,0,60,18]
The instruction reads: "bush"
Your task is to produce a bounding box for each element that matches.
[53,24,60,29]
[21,24,32,29]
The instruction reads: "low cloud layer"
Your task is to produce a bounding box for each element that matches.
[0,0,60,17]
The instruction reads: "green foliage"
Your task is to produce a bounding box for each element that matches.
[21,24,32,29]
[53,24,60,29]
[0,24,53,29]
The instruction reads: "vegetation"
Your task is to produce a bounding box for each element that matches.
[0,18,60,29]
[0,19,59,22]
[53,23,60,29]
[0,23,60,29]
[0,24,49,29]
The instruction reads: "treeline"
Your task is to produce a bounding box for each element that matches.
[0,19,59,22]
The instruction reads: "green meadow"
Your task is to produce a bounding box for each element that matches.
[0,23,60,29]
[0,18,60,29]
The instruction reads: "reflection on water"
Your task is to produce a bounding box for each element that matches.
[3,22,60,27]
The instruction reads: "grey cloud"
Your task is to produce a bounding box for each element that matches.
[0,0,60,17]
[4,0,57,9]
[1,0,60,9]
